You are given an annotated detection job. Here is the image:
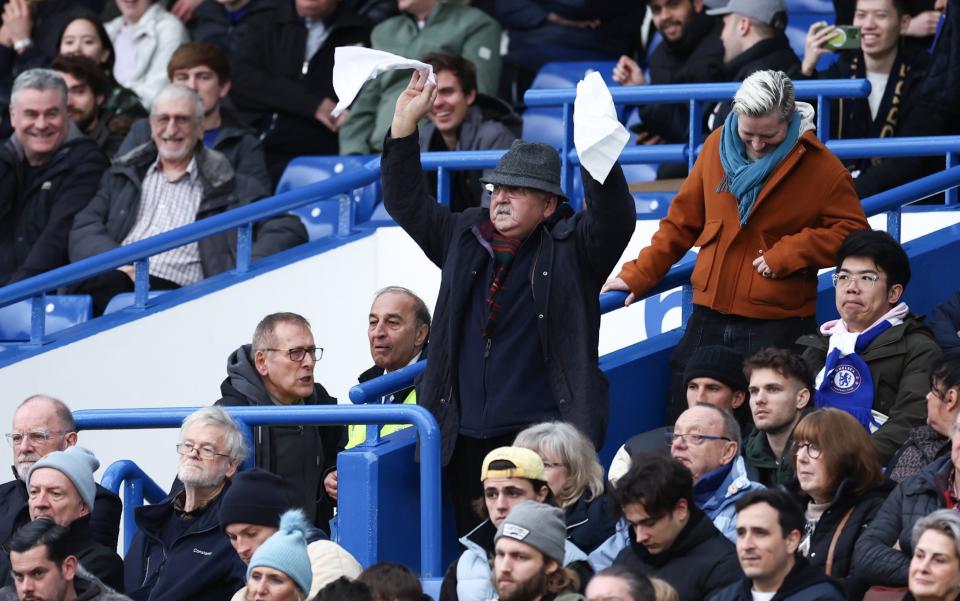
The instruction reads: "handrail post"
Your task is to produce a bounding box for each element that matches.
[123,478,145,553]
[133,258,150,308]
[947,152,958,206]
[886,208,902,242]
[688,99,702,173]
[437,166,451,206]
[562,102,576,210]
[29,293,46,344]
[817,95,830,142]
[336,194,355,238]
[235,222,253,273]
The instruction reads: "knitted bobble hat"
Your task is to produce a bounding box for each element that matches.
[247,508,313,595]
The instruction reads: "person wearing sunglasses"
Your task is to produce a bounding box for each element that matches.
[216,311,344,534]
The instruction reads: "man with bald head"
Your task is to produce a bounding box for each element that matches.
[0,395,121,550]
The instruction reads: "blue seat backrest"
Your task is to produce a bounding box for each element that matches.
[276,155,380,225]
[521,108,565,148]
[531,61,619,90]
[0,295,93,341]
[289,199,343,241]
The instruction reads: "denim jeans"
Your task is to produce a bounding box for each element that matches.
[666,305,818,424]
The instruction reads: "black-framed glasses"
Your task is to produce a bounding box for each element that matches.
[176,442,231,460]
[259,346,323,362]
[664,431,732,446]
[792,441,823,460]
[5,430,70,447]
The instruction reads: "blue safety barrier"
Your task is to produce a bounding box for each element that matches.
[350,163,960,436]
[74,405,443,577]
[3,79,960,352]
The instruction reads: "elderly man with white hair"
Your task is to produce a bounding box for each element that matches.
[603,69,869,425]
[122,406,248,601]
[68,83,305,315]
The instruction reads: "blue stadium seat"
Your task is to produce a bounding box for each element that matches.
[530,61,619,90]
[276,156,380,228]
[0,295,93,341]
[288,199,345,241]
[521,108,565,147]
[102,291,172,315]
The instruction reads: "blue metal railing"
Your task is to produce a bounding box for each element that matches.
[4,80,960,347]
[351,163,960,404]
[74,405,443,576]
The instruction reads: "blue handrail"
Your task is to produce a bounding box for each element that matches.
[74,404,443,577]
[4,79,960,347]
[100,460,167,553]
[350,163,960,404]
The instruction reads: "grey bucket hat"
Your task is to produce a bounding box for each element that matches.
[480,139,566,199]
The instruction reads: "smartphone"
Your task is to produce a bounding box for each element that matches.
[821,25,861,50]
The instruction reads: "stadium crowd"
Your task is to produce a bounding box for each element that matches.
[3,0,960,600]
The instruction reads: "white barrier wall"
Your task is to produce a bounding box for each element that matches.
[0,212,956,491]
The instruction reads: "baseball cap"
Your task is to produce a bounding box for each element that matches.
[480,447,546,482]
[707,0,787,27]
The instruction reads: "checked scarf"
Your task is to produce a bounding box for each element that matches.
[482,227,522,338]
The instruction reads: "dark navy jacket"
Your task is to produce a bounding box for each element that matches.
[0,129,108,284]
[122,484,245,601]
[381,130,636,464]
[708,557,845,601]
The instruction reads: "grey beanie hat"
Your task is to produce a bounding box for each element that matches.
[494,501,566,564]
[480,140,566,198]
[27,446,99,510]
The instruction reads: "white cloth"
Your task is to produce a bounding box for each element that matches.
[331,46,435,118]
[751,591,776,601]
[573,71,629,184]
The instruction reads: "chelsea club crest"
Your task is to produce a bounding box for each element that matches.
[829,365,862,394]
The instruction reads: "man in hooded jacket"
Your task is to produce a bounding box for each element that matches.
[215,312,344,531]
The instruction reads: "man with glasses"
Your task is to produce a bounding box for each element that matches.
[742,348,813,487]
[0,395,121,553]
[68,83,305,316]
[383,69,635,536]
[591,404,761,570]
[799,229,942,462]
[216,312,344,532]
[668,404,763,542]
[608,453,742,601]
[123,406,247,601]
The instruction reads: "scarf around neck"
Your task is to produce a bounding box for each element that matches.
[718,108,802,224]
[814,302,909,431]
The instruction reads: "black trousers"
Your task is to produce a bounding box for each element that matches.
[666,305,818,424]
[71,270,179,316]
[445,431,520,537]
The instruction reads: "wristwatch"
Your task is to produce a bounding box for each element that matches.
[13,38,32,52]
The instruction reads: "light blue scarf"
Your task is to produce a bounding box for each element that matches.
[718,109,802,224]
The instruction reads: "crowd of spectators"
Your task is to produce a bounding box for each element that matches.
[3,1,960,601]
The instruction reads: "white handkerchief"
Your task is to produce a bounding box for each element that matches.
[574,71,629,184]
[331,46,436,118]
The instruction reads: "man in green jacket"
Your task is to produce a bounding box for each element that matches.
[798,229,942,462]
[743,348,813,486]
[338,0,501,155]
